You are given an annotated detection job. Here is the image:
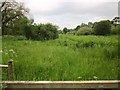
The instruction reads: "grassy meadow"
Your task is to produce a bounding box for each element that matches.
[2,34,119,81]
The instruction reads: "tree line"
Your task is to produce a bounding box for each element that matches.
[62,19,120,35]
[1,0,120,41]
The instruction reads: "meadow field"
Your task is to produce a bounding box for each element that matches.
[2,34,119,81]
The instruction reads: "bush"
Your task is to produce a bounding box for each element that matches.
[76,26,93,35]
[111,25,120,34]
[24,25,33,40]
[93,20,111,35]
[23,23,59,41]
[32,23,59,40]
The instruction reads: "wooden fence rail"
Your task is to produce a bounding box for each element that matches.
[1,80,120,89]
[0,60,14,80]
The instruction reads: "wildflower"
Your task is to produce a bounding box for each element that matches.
[9,49,16,53]
[9,49,14,52]
[0,50,2,53]
[78,76,82,79]
[12,51,16,53]
[93,76,98,79]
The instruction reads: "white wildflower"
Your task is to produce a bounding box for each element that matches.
[9,49,13,52]
[9,49,15,53]
[0,50,2,53]
[78,76,82,79]
[93,76,98,79]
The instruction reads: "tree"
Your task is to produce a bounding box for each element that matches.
[88,22,93,28]
[74,25,80,31]
[11,17,28,35]
[63,27,68,34]
[1,0,29,35]
[112,17,120,25]
[93,20,111,35]
[80,23,88,27]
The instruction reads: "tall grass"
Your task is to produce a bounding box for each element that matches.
[2,35,119,80]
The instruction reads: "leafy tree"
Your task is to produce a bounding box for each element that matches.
[11,17,29,35]
[88,22,93,28]
[80,23,88,27]
[93,20,111,35]
[74,25,80,31]
[1,0,29,35]
[112,17,120,25]
[63,27,68,34]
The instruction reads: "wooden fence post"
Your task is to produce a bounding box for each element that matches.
[8,60,14,80]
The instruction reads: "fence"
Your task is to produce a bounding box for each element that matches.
[1,80,120,89]
[0,60,14,80]
[0,60,120,89]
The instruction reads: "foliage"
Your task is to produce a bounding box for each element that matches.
[2,35,118,80]
[80,23,88,27]
[74,25,80,31]
[63,27,68,34]
[1,0,29,35]
[12,17,33,36]
[30,23,59,40]
[74,23,88,31]
[112,17,120,25]
[76,26,93,35]
[111,25,120,34]
[58,30,63,34]
[24,25,33,40]
[88,22,94,28]
[93,20,111,35]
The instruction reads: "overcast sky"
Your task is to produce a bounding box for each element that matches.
[17,0,119,29]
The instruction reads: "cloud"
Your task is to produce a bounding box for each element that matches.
[17,0,119,29]
[35,2,117,17]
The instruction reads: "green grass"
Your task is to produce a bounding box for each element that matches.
[2,34,119,80]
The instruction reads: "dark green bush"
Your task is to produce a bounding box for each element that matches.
[24,23,59,41]
[93,20,111,35]
[24,25,33,40]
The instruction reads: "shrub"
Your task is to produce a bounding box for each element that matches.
[33,23,59,40]
[111,25,120,34]
[24,25,33,40]
[76,26,93,35]
[93,20,111,35]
